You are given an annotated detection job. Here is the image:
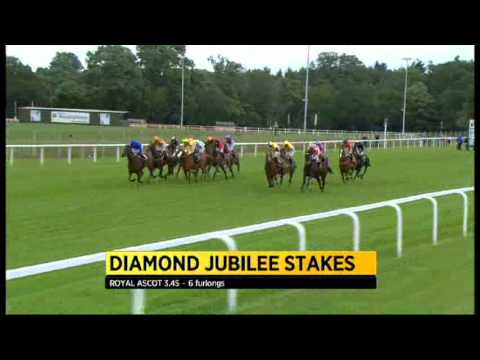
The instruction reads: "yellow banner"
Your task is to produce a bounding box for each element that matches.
[106,251,377,276]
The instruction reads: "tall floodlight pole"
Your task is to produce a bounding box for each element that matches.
[180,55,185,128]
[402,57,412,135]
[303,45,311,132]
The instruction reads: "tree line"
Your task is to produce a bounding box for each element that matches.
[6,45,474,131]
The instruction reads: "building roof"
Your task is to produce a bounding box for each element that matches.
[17,106,128,114]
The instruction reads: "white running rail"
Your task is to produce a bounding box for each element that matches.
[6,186,473,314]
[5,137,455,165]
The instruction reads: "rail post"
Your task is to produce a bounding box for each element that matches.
[343,211,360,251]
[116,146,120,162]
[254,144,258,157]
[93,147,97,162]
[67,147,72,165]
[131,289,145,315]
[388,203,403,257]
[217,235,238,314]
[285,221,307,251]
[425,196,438,245]
[240,145,244,158]
[455,191,469,237]
[9,147,14,166]
[40,147,44,165]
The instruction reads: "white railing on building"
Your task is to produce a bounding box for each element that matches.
[5,137,455,166]
[6,186,473,314]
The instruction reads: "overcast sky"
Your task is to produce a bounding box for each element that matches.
[6,45,475,72]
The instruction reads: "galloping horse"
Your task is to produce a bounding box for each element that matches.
[205,140,228,180]
[225,149,240,174]
[165,144,180,177]
[177,147,208,183]
[301,154,329,192]
[122,145,147,183]
[265,151,284,188]
[279,148,296,185]
[353,144,371,180]
[339,147,357,183]
[145,145,167,179]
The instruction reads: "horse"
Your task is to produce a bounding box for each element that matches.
[165,144,180,178]
[223,151,237,178]
[279,148,296,185]
[339,147,357,183]
[301,154,329,192]
[177,148,208,183]
[145,145,167,180]
[265,151,284,188]
[121,145,147,183]
[353,146,371,180]
[225,149,240,174]
[205,141,228,180]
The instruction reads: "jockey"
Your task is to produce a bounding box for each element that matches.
[167,136,179,153]
[307,142,320,163]
[354,141,370,167]
[151,136,166,156]
[282,140,295,164]
[268,141,281,161]
[194,139,205,163]
[225,135,236,151]
[225,135,237,159]
[182,137,196,155]
[342,139,354,158]
[130,139,147,160]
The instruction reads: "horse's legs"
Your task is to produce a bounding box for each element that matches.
[137,171,144,184]
[128,171,136,182]
[176,165,182,178]
[222,164,228,179]
[301,175,307,191]
[236,160,240,173]
[361,165,368,179]
[341,170,345,183]
[321,175,326,192]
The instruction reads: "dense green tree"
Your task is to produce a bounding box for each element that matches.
[6,57,50,117]
[5,47,474,132]
[84,45,144,114]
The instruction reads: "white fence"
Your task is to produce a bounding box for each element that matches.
[6,186,473,314]
[134,123,462,138]
[5,137,455,166]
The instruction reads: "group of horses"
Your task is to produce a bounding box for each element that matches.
[265,143,370,192]
[121,140,240,183]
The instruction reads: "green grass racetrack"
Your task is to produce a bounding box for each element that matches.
[6,146,474,314]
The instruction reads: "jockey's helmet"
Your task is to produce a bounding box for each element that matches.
[207,136,213,142]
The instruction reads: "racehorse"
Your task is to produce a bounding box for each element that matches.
[177,148,208,183]
[205,141,228,180]
[224,149,240,174]
[265,151,284,188]
[165,145,180,177]
[339,147,357,183]
[353,144,370,180]
[122,145,147,183]
[145,145,167,180]
[279,148,296,185]
[301,154,329,192]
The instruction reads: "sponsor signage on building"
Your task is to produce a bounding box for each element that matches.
[31,110,41,122]
[51,111,90,124]
[100,113,111,126]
